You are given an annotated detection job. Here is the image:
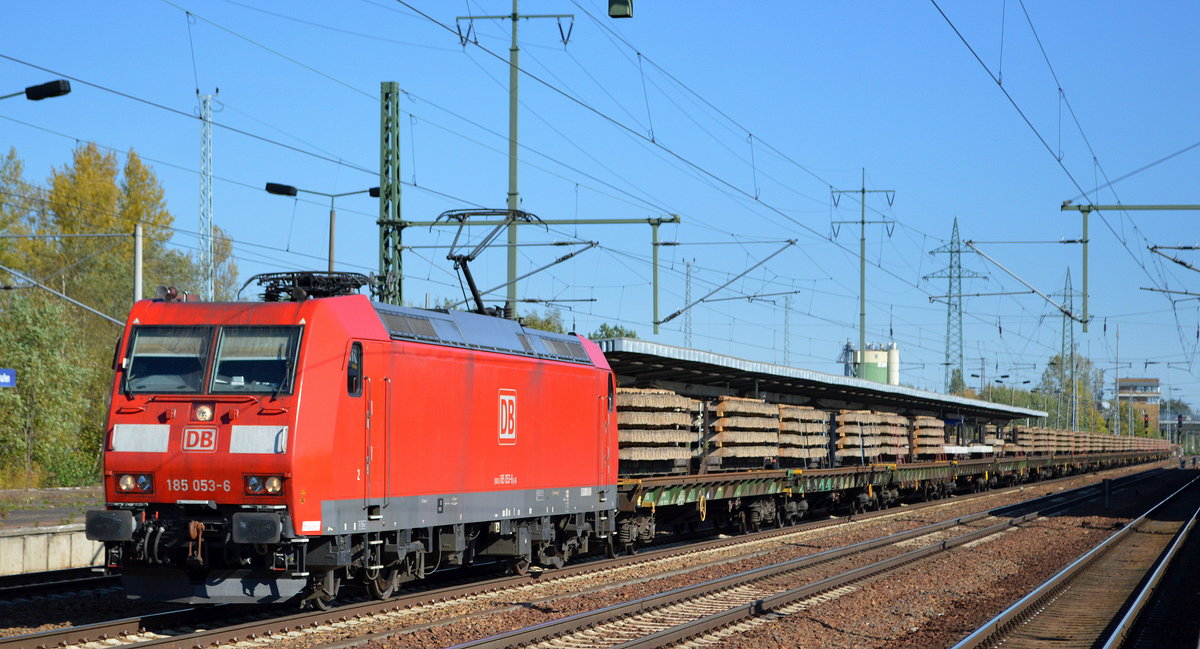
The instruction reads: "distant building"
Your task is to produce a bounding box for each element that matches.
[1118,377,1160,434]
[839,341,900,386]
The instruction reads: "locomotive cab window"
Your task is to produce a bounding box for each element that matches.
[347,342,362,396]
[210,326,302,394]
[124,326,213,394]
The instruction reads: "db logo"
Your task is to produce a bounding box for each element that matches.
[182,428,218,452]
[498,389,517,445]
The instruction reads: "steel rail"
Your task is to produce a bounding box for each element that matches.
[0,607,217,649]
[437,470,1155,649]
[0,568,116,599]
[2,465,1162,649]
[951,474,1200,649]
[1099,499,1200,649]
[604,471,1161,649]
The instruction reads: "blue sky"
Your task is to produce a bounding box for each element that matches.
[2,1,1198,407]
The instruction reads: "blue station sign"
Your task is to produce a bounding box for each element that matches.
[0,368,15,388]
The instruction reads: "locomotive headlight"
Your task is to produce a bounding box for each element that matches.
[244,475,283,495]
[193,403,214,422]
[117,473,152,493]
[245,476,264,493]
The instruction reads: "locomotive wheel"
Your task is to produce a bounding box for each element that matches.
[366,567,398,600]
[309,571,341,611]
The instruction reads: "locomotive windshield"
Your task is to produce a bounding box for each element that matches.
[210,326,302,394]
[123,325,301,395]
[124,326,213,393]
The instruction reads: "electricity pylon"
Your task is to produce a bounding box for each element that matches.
[926,218,985,392]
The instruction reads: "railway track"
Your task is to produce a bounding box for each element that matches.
[0,568,117,601]
[1116,482,1200,649]
[0,464,1167,649]
[952,474,1200,649]
[421,470,1159,649]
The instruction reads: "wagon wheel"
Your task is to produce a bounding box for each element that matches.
[366,566,399,600]
[558,540,576,565]
[308,571,341,611]
[537,543,564,569]
[507,556,531,576]
[735,511,750,535]
[604,536,618,559]
[623,538,640,555]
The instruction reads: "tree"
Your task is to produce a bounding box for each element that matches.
[0,144,238,485]
[0,148,38,272]
[520,308,565,333]
[589,323,638,340]
[211,225,239,301]
[948,368,967,396]
[0,292,98,486]
[1037,351,1108,433]
[1163,398,1192,418]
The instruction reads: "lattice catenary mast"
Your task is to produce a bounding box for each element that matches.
[926,218,985,392]
[198,91,214,301]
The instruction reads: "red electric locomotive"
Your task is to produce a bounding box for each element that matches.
[86,272,618,606]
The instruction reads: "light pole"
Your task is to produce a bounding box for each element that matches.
[0,79,71,101]
[266,183,379,272]
[994,376,1030,406]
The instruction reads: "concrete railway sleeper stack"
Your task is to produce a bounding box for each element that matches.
[707,396,782,472]
[777,405,831,468]
[911,416,948,458]
[876,411,910,460]
[835,410,882,464]
[616,387,700,476]
[982,424,1009,455]
[608,386,1171,474]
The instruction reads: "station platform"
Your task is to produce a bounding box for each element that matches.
[0,487,103,575]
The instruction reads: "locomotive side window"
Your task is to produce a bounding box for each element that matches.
[347,342,362,396]
[124,326,213,394]
[211,326,302,394]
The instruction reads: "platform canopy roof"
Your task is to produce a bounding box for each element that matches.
[596,338,1046,423]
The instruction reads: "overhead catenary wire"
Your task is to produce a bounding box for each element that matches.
[18,2,988,357]
[6,5,1194,396]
